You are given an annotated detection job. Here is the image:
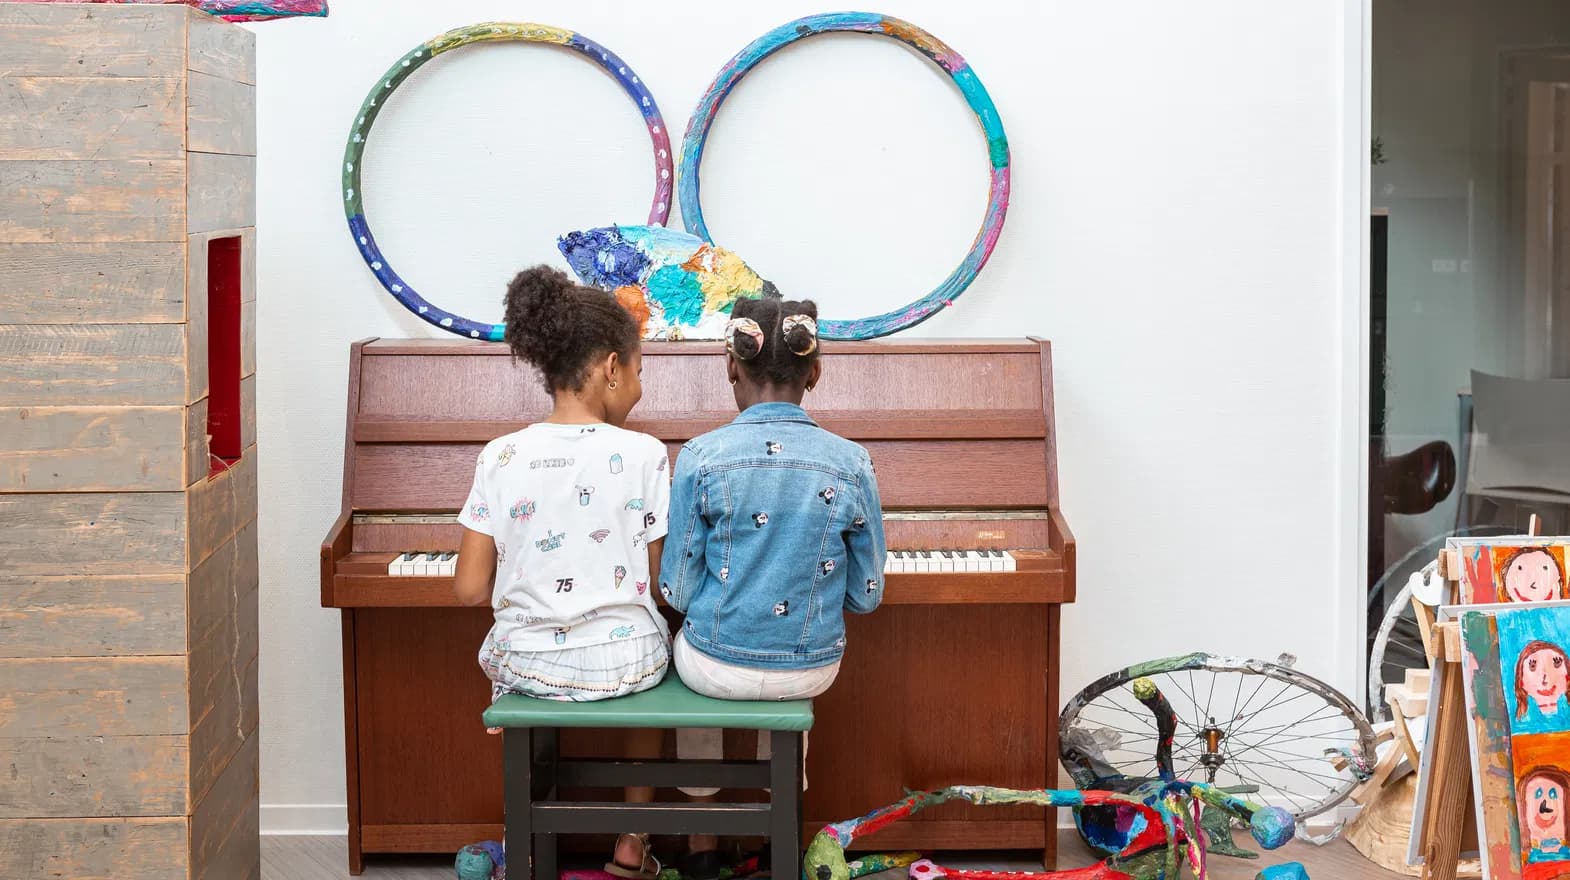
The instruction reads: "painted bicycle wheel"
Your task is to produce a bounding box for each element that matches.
[1060,652,1376,825]
[343,23,673,340]
[678,12,1010,340]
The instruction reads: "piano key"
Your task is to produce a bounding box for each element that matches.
[998,549,1016,572]
[389,551,418,576]
[962,550,984,573]
[437,551,458,576]
[938,550,956,573]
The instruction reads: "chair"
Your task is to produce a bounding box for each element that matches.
[482,676,813,880]
[1461,370,1570,530]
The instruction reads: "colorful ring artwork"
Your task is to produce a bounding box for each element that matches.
[343,23,673,340]
[678,12,1011,340]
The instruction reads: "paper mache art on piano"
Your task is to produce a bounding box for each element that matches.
[558,225,776,341]
[21,0,326,21]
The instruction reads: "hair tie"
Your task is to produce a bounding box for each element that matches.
[781,314,818,355]
[725,317,764,360]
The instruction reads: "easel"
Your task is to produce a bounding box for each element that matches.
[1415,514,1542,880]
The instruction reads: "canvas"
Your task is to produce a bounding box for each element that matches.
[1448,537,1570,605]
[1461,604,1570,880]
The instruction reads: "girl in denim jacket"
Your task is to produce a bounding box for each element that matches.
[659,295,886,876]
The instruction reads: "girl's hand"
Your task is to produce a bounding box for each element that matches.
[454,527,498,606]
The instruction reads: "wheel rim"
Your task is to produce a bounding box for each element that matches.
[1060,654,1375,821]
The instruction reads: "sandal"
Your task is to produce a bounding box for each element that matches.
[605,833,661,880]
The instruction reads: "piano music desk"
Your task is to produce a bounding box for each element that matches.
[322,338,1075,873]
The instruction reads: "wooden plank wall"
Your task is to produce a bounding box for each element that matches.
[0,7,258,878]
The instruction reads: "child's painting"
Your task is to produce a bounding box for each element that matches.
[558,225,774,340]
[21,0,327,21]
[1500,608,1570,734]
[1449,537,1570,605]
[1462,604,1570,880]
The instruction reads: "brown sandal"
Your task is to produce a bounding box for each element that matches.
[605,833,661,880]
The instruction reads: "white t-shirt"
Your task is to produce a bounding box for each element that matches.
[457,423,671,653]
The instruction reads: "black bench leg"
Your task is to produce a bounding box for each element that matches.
[504,728,533,879]
[770,731,802,880]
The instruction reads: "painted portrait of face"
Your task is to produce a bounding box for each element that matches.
[1521,767,1570,852]
[1517,641,1570,719]
[1502,547,1567,604]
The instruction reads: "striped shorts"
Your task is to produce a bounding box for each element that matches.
[479,632,669,703]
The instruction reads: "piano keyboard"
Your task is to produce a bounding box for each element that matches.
[385,549,1016,577]
[388,551,459,576]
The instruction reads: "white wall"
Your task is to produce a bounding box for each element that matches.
[254,0,1362,831]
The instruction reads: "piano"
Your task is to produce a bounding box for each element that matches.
[321,338,1075,874]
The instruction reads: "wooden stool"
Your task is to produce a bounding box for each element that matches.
[483,676,814,880]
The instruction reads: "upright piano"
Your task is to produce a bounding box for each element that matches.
[321,338,1076,874]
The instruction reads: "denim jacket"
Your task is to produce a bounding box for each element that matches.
[660,402,886,669]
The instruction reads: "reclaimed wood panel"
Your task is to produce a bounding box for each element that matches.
[187,11,257,85]
[186,519,256,645]
[190,733,259,880]
[0,735,187,818]
[0,817,188,880]
[242,226,255,301]
[186,447,256,567]
[186,398,211,484]
[0,76,184,160]
[0,406,184,492]
[0,324,185,406]
[240,374,256,450]
[186,153,254,234]
[0,492,186,576]
[241,298,255,375]
[0,242,185,324]
[185,235,209,403]
[0,656,185,738]
[189,653,256,806]
[0,4,186,78]
[0,160,184,243]
[187,71,254,156]
[0,575,185,658]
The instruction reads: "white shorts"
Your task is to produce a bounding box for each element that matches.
[673,632,837,795]
[480,632,668,703]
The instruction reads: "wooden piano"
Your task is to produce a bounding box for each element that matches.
[321,338,1075,874]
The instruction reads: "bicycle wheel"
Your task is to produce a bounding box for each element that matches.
[1059,653,1375,821]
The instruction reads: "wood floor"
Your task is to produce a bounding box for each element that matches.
[262,832,1408,879]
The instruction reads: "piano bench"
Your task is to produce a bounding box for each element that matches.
[482,676,813,880]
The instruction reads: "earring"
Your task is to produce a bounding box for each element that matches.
[806,384,815,392]
[729,378,737,386]
[608,381,618,391]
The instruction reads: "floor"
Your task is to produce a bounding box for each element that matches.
[261,832,1408,879]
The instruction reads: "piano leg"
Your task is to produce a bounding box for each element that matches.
[1043,603,1061,871]
[341,612,364,875]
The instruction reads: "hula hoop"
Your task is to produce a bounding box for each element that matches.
[343,23,673,340]
[678,12,1011,340]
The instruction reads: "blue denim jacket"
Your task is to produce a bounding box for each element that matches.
[660,402,886,669]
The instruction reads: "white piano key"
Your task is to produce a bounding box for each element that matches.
[1000,550,1017,572]
[962,550,984,573]
[884,552,896,575]
[437,551,458,576]
[418,552,442,576]
[937,550,956,573]
[390,551,417,576]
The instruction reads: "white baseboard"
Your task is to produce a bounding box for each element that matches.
[260,804,348,836]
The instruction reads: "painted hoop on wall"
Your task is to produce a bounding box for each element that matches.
[678,12,1011,341]
[343,23,674,340]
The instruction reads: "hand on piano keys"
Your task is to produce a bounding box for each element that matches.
[382,548,1017,577]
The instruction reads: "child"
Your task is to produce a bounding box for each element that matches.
[452,266,668,880]
[658,295,886,877]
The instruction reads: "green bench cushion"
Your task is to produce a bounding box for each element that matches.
[482,675,813,731]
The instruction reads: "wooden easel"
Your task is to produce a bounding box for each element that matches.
[1416,515,1542,880]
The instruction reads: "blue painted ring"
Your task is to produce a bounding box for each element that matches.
[343,23,674,340]
[678,12,1011,340]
